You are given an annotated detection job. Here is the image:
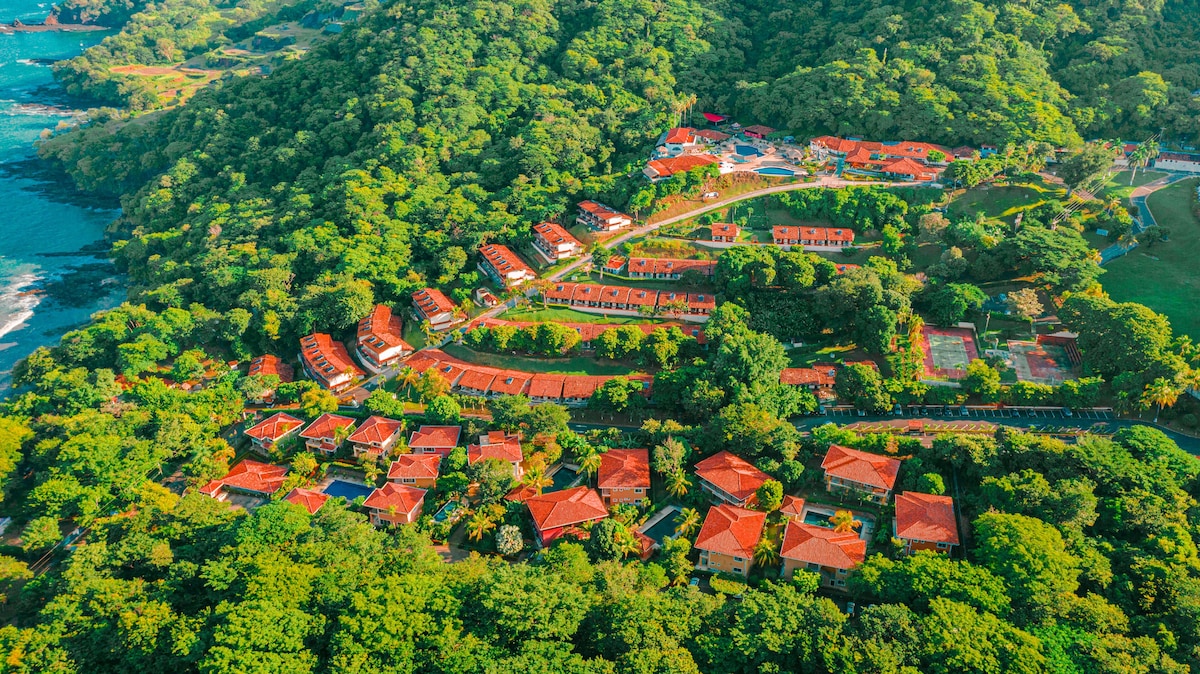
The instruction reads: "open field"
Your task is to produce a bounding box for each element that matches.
[440,343,638,376]
[499,306,661,325]
[1098,170,1167,202]
[1100,177,1200,338]
[947,177,1063,221]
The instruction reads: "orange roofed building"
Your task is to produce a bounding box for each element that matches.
[526,486,609,547]
[363,482,426,527]
[532,221,584,262]
[408,425,461,457]
[821,444,901,504]
[347,416,404,461]
[356,305,413,373]
[597,448,651,506]
[299,413,357,456]
[711,223,739,242]
[299,333,363,392]
[247,355,293,403]
[643,153,720,182]
[200,460,288,502]
[468,437,524,480]
[694,451,770,507]
[894,492,959,554]
[244,412,304,454]
[780,520,866,589]
[478,244,536,287]
[412,288,460,331]
[388,454,441,488]
[695,504,766,578]
[577,201,632,231]
[285,488,329,514]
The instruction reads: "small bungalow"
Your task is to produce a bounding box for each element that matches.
[468,436,524,480]
[299,413,357,456]
[526,486,609,547]
[244,412,304,454]
[597,448,651,506]
[710,222,739,242]
[246,355,293,403]
[894,492,959,554]
[363,482,426,526]
[408,425,462,457]
[820,444,901,504]
[284,488,329,514]
[387,453,441,489]
[200,460,289,502]
[742,125,776,140]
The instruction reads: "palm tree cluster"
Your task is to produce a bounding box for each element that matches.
[1127,140,1161,185]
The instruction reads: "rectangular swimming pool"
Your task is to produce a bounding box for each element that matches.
[549,466,580,491]
[323,479,374,501]
[803,508,870,531]
[639,505,683,545]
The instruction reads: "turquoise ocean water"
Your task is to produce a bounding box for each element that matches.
[0,0,121,386]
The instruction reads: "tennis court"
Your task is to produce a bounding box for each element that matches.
[920,326,978,379]
[1007,341,1075,385]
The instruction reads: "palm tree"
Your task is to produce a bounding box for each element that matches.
[532,278,555,309]
[665,470,692,499]
[1141,377,1184,422]
[1176,368,1200,395]
[578,451,602,486]
[753,536,779,568]
[829,510,862,534]
[674,507,701,538]
[466,511,496,542]
[521,464,553,497]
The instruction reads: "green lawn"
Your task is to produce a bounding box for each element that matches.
[786,342,865,367]
[1100,177,1200,338]
[947,178,1064,221]
[1097,170,1167,202]
[440,343,640,376]
[499,305,660,325]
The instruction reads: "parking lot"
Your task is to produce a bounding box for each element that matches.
[823,406,1114,421]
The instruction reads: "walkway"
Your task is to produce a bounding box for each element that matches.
[1099,172,1191,264]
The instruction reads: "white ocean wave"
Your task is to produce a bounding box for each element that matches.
[0,271,42,341]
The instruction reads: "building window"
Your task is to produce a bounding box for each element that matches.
[936,542,948,549]
[807,562,819,571]
[402,478,415,484]
[634,488,643,494]
[732,567,743,574]
[732,556,744,563]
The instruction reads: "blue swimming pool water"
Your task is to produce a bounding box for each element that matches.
[803,510,868,530]
[640,508,681,544]
[734,144,762,157]
[755,167,795,176]
[433,500,461,523]
[323,479,374,501]
[549,466,580,491]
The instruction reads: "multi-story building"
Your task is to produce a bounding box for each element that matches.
[299,413,357,456]
[820,444,901,504]
[532,221,584,262]
[363,483,426,526]
[243,412,304,454]
[356,304,412,373]
[526,486,609,547]
[299,333,363,392]
[779,519,866,589]
[387,454,442,489]
[694,451,769,507]
[577,201,633,231]
[597,448,650,506]
[412,287,460,331]
[894,492,960,554]
[478,244,536,287]
[346,415,404,461]
[695,503,766,578]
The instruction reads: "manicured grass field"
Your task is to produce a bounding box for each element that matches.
[440,343,640,376]
[1100,177,1200,338]
[1098,170,1167,202]
[499,305,659,325]
[947,177,1063,221]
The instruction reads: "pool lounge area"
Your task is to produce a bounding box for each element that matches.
[800,504,875,539]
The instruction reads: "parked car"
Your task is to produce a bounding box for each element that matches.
[892,404,903,416]
[1062,407,1074,417]
[689,577,700,588]
[701,191,720,199]
[959,405,970,417]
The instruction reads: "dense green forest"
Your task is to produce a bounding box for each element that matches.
[7,0,1200,671]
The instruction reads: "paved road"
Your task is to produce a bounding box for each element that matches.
[1100,172,1191,264]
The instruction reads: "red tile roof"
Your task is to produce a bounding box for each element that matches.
[694,504,766,558]
[742,124,775,136]
[577,201,630,221]
[664,127,695,144]
[528,373,566,399]
[479,243,534,277]
[457,368,498,393]
[780,520,866,570]
[299,413,356,441]
[780,495,806,517]
[894,492,959,545]
[347,416,404,445]
[881,156,934,179]
[245,412,304,442]
[597,448,651,490]
[602,256,627,272]
[413,287,457,319]
[561,375,607,400]
[628,257,716,276]
[694,451,770,503]
[357,304,411,353]
[408,425,461,449]
[694,129,731,142]
[248,355,293,382]
[468,441,523,465]
[363,482,426,513]
[200,460,289,497]
[526,486,609,532]
[285,488,329,514]
[388,453,442,481]
[711,223,739,238]
[821,444,901,491]
[488,371,531,396]
[300,333,363,386]
[645,153,719,178]
[810,136,951,162]
[533,221,583,249]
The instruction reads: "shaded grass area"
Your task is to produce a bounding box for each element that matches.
[440,343,640,376]
[1100,177,1200,338]
[947,177,1064,221]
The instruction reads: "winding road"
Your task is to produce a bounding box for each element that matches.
[1100,172,1192,264]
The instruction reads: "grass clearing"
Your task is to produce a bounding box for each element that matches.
[947,178,1064,221]
[1100,177,1200,338]
[440,343,640,376]
[499,306,660,325]
[1097,170,1167,202]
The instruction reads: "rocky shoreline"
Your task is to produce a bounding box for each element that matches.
[0,16,106,33]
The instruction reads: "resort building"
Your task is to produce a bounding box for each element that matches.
[532,221,584,262]
[478,244,536,287]
[694,451,770,507]
[894,492,960,554]
[412,287,460,331]
[299,413,357,456]
[779,519,866,589]
[528,374,566,403]
[246,355,293,403]
[626,257,716,280]
[820,444,902,504]
[284,488,329,514]
[200,460,289,502]
[346,415,405,461]
[299,333,363,392]
[468,435,524,480]
[540,281,715,320]
[526,486,609,547]
[356,304,412,373]
[694,129,731,144]
[695,504,766,578]
[772,226,856,248]
[387,453,441,488]
[1154,152,1200,173]
[710,223,739,242]
[244,412,304,454]
[742,124,775,140]
[659,126,698,152]
[407,425,462,457]
[643,153,720,182]
[597,448,651,506]
[577,201,633,231]
[808,136,950,164]
[363,483,426,526]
